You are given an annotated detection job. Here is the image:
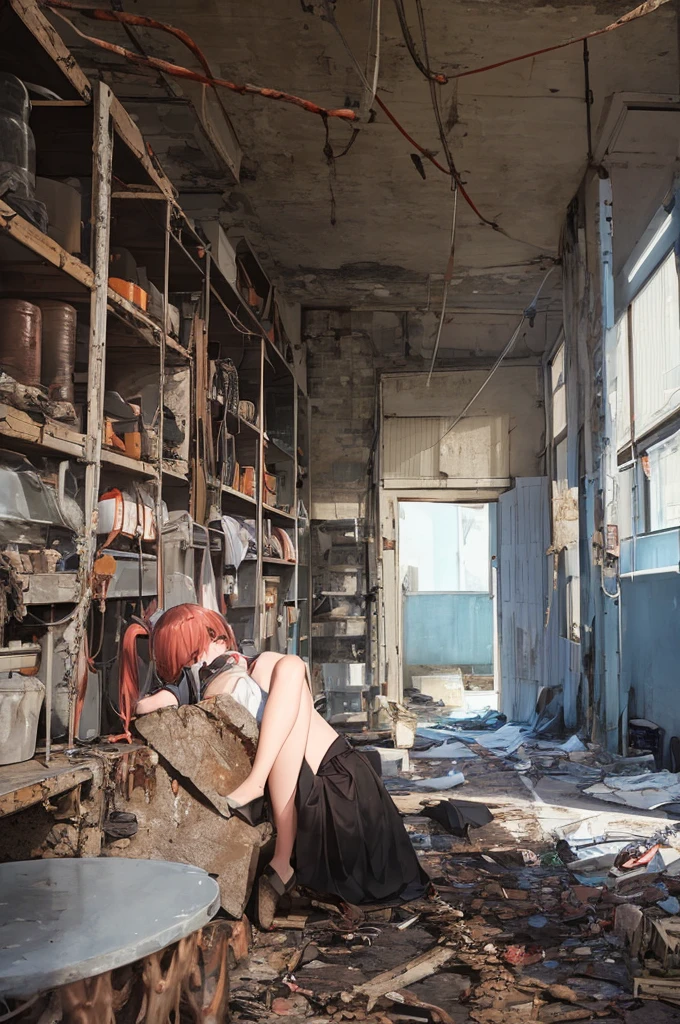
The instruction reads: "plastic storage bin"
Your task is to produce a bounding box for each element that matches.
[0,675,45,765]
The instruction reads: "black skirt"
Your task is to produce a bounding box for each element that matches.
[294,736,430,906]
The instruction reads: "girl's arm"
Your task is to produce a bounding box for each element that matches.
[136,690,179,715]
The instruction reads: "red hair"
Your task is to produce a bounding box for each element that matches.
[151,604,237,683]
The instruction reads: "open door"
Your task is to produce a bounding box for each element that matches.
[498,478,557,722]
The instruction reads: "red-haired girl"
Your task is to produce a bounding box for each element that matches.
[133,603,429,927]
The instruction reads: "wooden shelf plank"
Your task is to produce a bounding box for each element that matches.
[264,435,295,461]
[9,0,92,102]
[221,484,257,509]
[107,289,191,362]
[100,448,158,478]
[263,504,296,524]
[0,199,94,289]
[162,461,189,482]
[0,756,93,818]
[0,404,86,458]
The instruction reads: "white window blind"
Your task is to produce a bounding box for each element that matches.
[630,251,680,438]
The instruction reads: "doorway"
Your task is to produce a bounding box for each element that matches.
[398,501,498,712]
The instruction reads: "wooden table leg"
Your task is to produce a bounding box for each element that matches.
[59,972,116,1024]
[182,922,231,1023]
[40,921,237,1024]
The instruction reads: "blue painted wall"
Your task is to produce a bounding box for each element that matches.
[621,571,680,764]
[403,592,494,667]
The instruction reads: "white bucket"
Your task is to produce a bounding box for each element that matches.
[0,675,45,765]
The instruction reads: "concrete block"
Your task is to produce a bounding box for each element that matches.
[111,696,271,919]
[366,747,410,776]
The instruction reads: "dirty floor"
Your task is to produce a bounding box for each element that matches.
[228,739,680,1024]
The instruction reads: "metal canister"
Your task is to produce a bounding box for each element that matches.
[0,298,41,386]
[37,300,77,403]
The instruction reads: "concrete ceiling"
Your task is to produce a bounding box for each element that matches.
[62,0,678,352]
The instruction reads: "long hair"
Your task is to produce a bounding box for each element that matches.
[151,603,237,684]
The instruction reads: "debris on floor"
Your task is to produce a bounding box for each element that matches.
[228,717,680,1023]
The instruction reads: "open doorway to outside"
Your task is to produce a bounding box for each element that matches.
[398,501,498,714]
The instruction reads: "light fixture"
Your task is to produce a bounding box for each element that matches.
[627,214,673,283]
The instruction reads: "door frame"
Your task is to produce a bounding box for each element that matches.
[378,486,504,702]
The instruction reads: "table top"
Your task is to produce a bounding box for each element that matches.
[0,858,220,998]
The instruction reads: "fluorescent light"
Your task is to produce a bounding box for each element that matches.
[627,214,673,283]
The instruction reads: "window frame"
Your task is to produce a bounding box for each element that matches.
[614,193,680,540]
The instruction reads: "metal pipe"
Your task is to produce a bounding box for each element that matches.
[44,626,54,764]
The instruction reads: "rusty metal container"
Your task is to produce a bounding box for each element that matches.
[0,298,41,386]
[36,300,77,403]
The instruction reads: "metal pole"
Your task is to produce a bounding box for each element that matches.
[69,81,112,747]
[44,626,54,763]
[156,201,170,606]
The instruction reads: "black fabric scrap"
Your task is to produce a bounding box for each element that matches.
[422,799,494,840]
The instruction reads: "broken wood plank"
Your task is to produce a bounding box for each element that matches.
[0,757,93,817]
[270,914,309,930]
[345,945,455,1011]
[634,976,680,999]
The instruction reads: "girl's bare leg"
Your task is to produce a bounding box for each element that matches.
[249,653,337,773]
[228,654,337,881]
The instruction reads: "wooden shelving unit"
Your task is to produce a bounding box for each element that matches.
[0,0,311,777]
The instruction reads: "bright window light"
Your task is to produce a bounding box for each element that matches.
[627,214,673,283]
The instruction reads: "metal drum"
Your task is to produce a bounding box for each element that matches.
[0,298,41,386]
[37,300,77,403]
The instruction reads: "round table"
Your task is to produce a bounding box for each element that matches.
[0,858,220,1000]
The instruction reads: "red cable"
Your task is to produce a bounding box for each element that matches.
[43,1,357,122]
[451,0,671,80]
[374,94,497,227]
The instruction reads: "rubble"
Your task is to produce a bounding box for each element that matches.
[221,713,680,1024]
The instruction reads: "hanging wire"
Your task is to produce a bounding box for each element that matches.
[423,265,557,444]
[427,186,459,385]
[363,0,382,113]
[392,0,447,83]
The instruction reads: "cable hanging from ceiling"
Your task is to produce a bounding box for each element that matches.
[392,0,447,83]
[423,265,557,444]
[42,0,357,121]
[43,0,672,239]
[427,186,458,386]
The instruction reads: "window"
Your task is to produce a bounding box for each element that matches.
[630,252,680,438]
[399,502,490,593]
[611,199,680,571]
[550,342,567,443]
[647,428,680,531]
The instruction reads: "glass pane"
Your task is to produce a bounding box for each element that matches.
[555,438,568,491]
[647,429,680,531]
[399,502,489,593]
[618,466,633,540]
[631,252,680,438]
[551,343,567,438]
